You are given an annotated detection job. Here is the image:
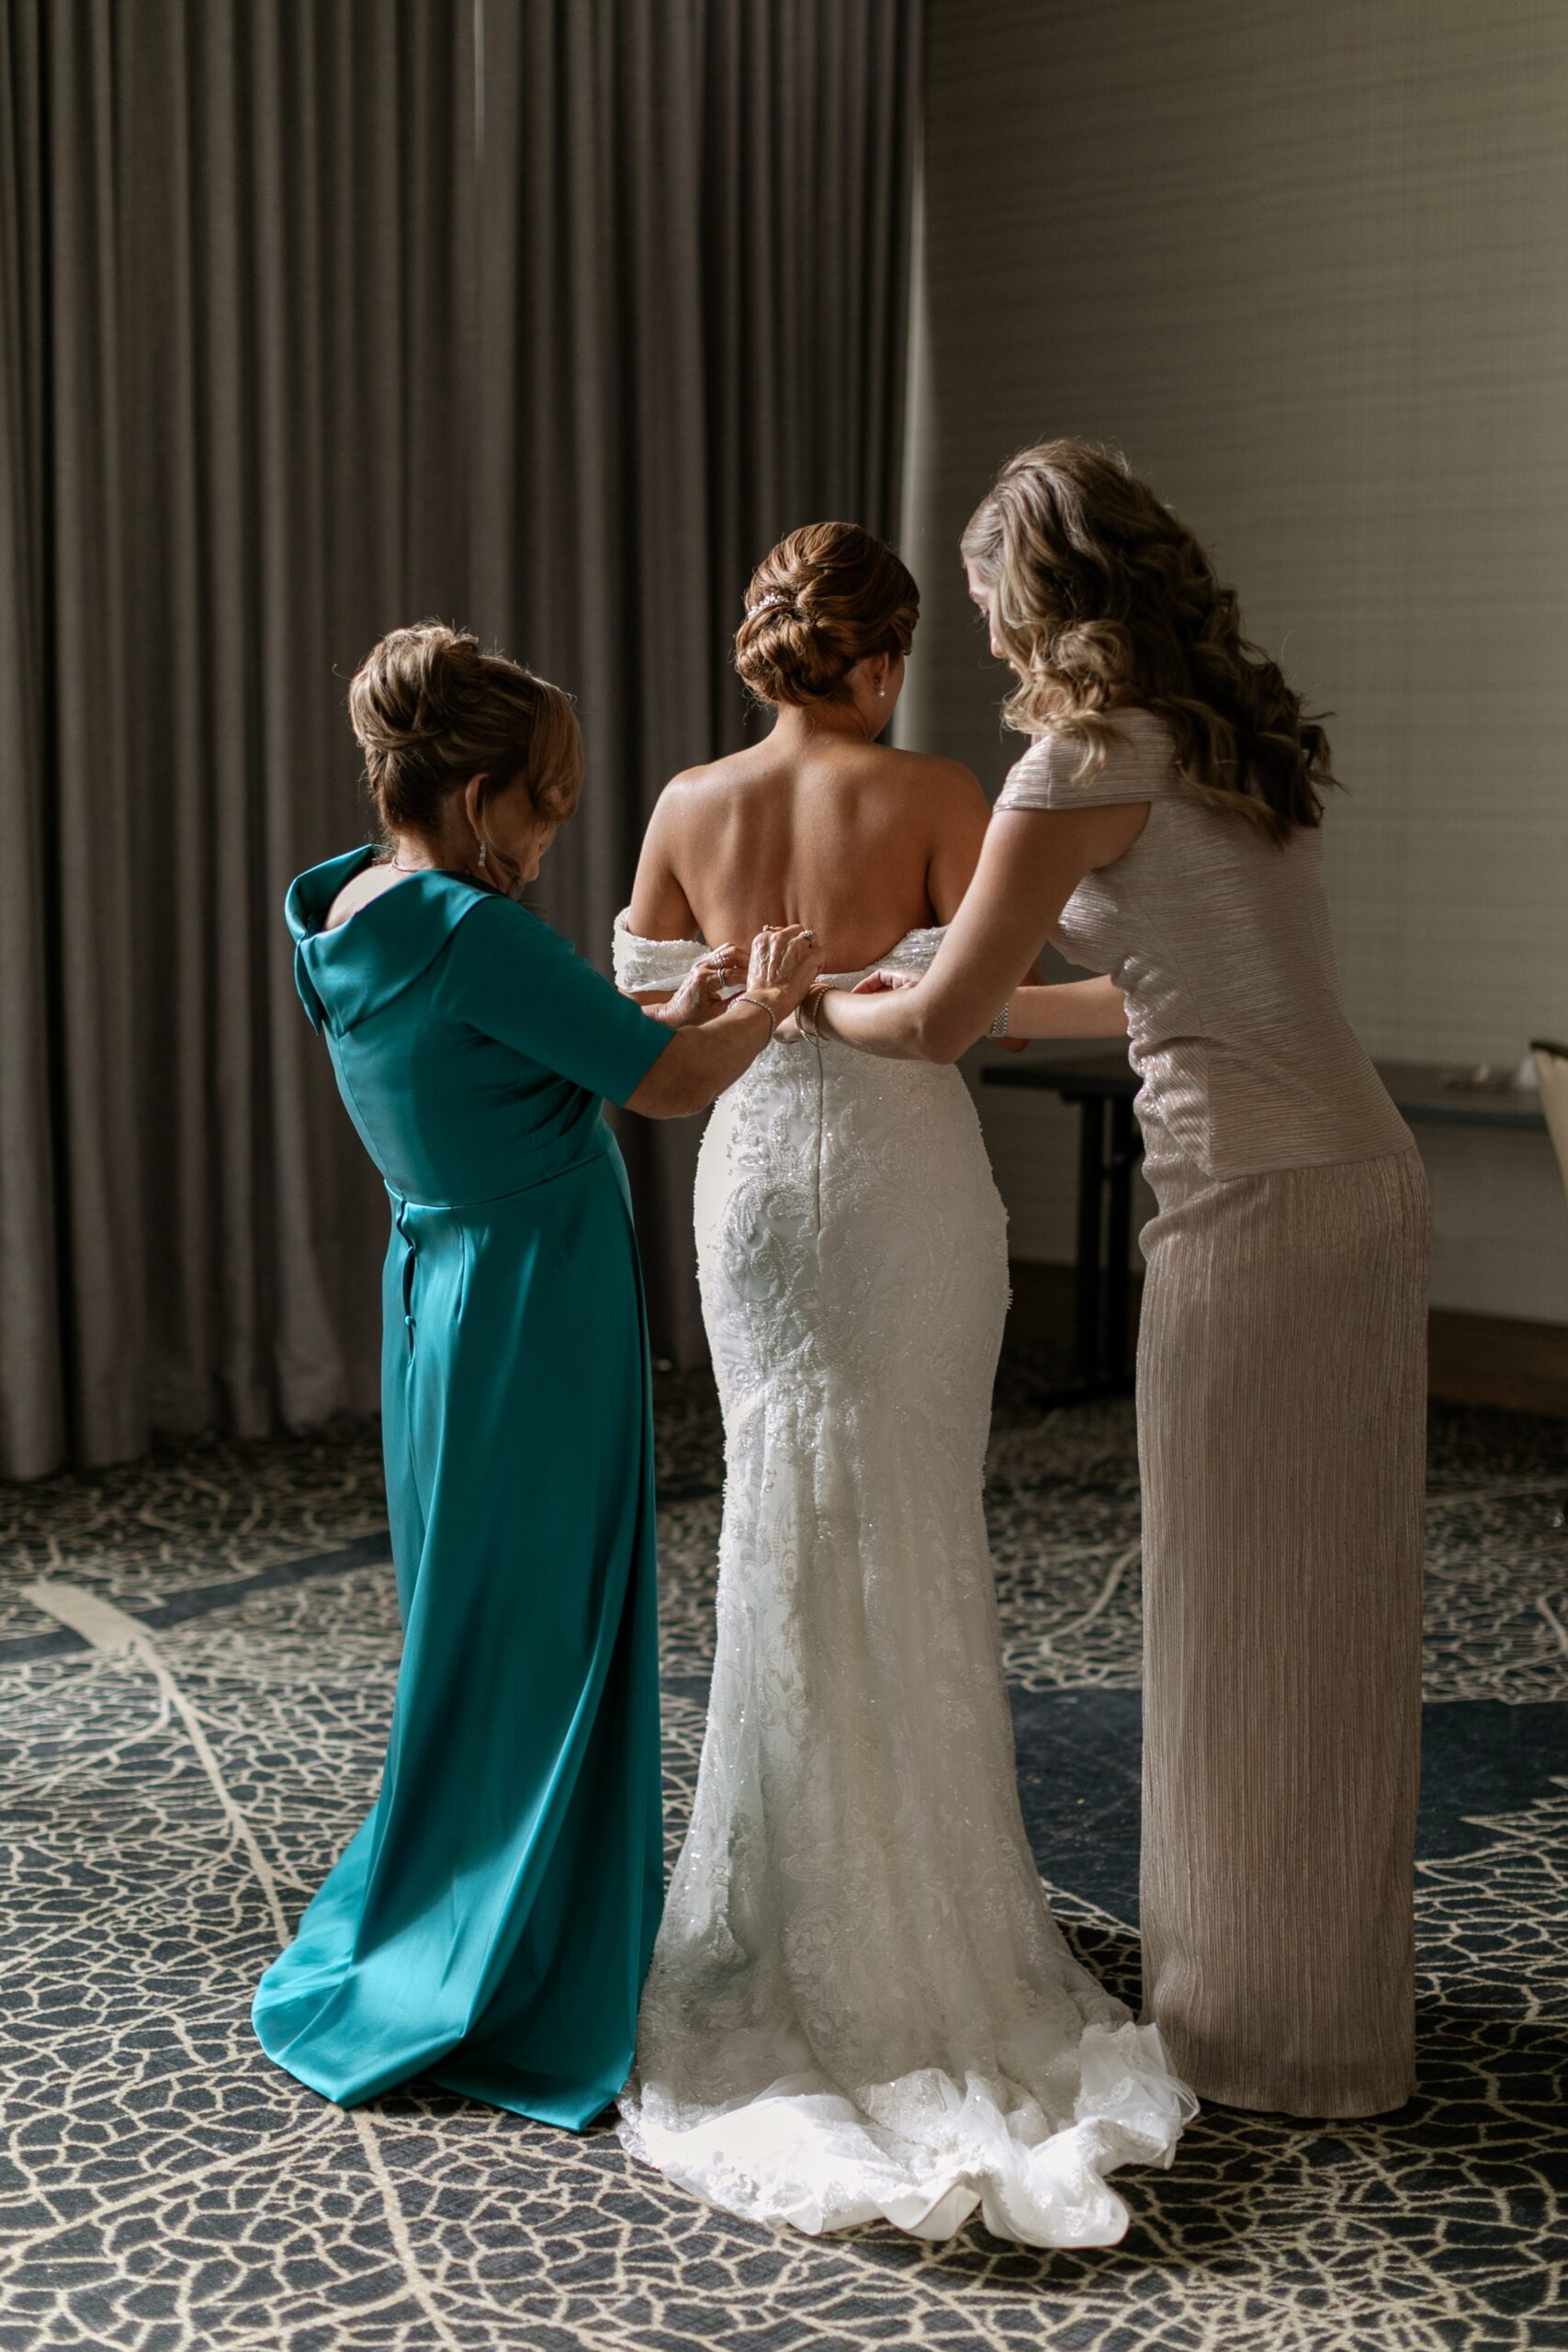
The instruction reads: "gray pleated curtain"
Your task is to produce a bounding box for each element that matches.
[0,0,918,1479]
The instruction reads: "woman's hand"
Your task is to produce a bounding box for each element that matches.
[656,944,742,1028]
[625,922,824,1119]
[739,924,823,1025]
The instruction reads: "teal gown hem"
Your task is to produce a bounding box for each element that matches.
[249,2005,626,2131]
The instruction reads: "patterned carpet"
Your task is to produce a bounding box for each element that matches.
[1,1354,1565,2352]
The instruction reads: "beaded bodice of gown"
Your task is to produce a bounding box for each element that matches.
[609,914,1193,2246]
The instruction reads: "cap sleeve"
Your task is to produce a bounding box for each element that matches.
[613,908,708,994]
[441,896,670,1108]
[996,716,1172,811]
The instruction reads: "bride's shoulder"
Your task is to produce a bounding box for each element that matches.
[654,754,731,805]
[881,745,987,815]
[654,744,766,820]
[886,743,978,787]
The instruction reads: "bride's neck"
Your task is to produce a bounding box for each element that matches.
[767,701,876,751]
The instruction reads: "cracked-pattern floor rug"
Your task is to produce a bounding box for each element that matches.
[1,1356,1564,2352]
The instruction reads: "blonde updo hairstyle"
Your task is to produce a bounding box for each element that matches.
[735,522,919,707]
[963,440,1335,842]
[348,623,584,883]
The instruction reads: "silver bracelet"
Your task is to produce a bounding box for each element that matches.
[736,993,776,1042]
[989,1000,1010,1039]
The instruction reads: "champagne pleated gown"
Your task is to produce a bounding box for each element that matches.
[997,716,1428,2117]
[254,852,672,2127]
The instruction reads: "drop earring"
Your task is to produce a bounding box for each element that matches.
[477,841,489,871]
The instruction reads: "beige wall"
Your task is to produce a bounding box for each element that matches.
[901,0,1568,1321]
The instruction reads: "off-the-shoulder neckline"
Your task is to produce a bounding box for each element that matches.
[613,908,948,978]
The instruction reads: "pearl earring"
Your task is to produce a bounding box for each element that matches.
[477,841,489,870]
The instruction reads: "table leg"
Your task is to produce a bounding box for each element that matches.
[1074,1098,1106,1386]
[1108,1095,1142,1381]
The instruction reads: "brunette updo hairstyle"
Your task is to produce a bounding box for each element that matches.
[735,522,919,707]
[348,622,584,845]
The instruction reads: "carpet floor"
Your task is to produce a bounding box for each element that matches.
[1,1357,1564,2352]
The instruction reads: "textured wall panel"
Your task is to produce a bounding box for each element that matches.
[907,1,1568,1311]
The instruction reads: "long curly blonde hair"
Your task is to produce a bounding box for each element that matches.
[962,441,1335,842]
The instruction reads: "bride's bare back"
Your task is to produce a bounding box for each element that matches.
[627,716,991,974]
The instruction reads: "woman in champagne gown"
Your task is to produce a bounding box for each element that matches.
[817,446,1428,2120]
[614,524,1194,2246]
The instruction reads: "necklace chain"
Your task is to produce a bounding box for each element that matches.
[389,850,492,877]
[389,854,502,890]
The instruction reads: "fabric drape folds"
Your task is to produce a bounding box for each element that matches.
[0,0,470,1476]
[0,0,918,1476]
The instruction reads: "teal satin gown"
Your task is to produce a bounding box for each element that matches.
[253,851,672,2128]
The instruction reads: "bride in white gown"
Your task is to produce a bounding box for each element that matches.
[613,523,1194,2246]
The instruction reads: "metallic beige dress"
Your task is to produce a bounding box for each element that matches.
[998,714,1428,2118]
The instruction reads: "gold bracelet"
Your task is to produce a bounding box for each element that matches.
[797,980,829,1042]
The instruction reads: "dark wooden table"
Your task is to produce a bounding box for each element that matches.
[981,1050,1549,1401]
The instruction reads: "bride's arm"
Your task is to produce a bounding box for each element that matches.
[618,783,708,1012]
[814,803,1145,1062]
[627,787,702,944]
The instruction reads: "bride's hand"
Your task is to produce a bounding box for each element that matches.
[660,944,742,1028]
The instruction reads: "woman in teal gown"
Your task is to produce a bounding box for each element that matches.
[252,624,819,2127]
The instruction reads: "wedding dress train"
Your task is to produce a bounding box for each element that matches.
[612,916,1195,2245]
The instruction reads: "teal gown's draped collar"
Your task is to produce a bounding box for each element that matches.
[285,851,490,1035]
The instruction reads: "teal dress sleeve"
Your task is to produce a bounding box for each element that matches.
[442,894,671,1106]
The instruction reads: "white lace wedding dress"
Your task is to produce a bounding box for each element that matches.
[611,914,1195,2246]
